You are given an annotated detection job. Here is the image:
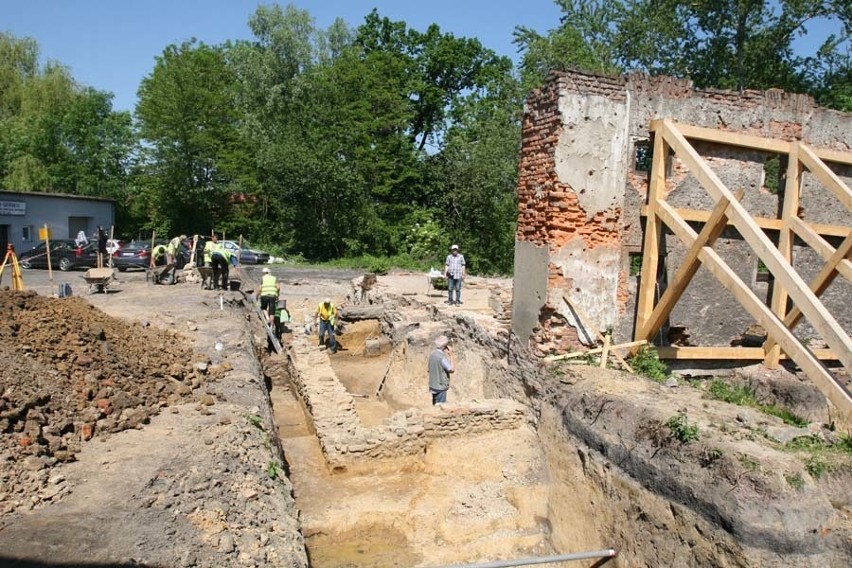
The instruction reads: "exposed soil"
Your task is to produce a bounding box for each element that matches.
[0,290,208,516]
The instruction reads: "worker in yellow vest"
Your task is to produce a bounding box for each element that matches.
[315,298,338,354]
[209,236,233,290]
[256,267,280,327]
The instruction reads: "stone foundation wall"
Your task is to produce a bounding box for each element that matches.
[513,69,852,354]
[285,332,526,471]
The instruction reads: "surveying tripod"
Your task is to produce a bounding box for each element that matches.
[0,244,25,291]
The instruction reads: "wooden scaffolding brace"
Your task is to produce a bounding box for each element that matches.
[634,119,852,423]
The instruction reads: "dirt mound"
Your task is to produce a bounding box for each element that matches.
[0,290,205,514]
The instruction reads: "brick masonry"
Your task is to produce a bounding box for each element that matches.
[513,69,852,354]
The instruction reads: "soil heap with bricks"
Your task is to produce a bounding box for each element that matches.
[0,290,207,514]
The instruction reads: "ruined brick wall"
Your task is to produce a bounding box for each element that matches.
[513,69,852,354]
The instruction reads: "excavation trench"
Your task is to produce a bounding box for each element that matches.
[254,294,851,568]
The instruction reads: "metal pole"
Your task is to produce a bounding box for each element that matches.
[427,549,617,568]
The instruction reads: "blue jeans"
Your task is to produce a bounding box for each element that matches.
[447,277,462,303]
[318,319,337,353]
[430,388,447,405]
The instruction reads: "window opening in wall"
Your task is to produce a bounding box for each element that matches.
[756,258,771,283]
[629,252,643,276]
[763,155,781,194]
[22,225,33,242]
[634,140,652,172]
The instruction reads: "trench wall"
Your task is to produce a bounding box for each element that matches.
[513,70,852,354]
[284,329,526,471]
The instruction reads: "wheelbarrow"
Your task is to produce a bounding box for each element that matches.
[147,263,176,285]
[195,266,214,289]
[82,267,114,294]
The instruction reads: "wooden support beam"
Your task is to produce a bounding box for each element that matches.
[659,121,852,166]
[661,119,852,377]
[634,124,667,344]
[637,191,742,344]
[544,340,648,363]
[798,143,852,211]
[639,205,850,238]
[765,144,802,368]
[655,198,852,421]
[788,217,852,282]
[657,346,839,361]
[764,230,852,354]
[562,295,634,373]
[672,123,790,154]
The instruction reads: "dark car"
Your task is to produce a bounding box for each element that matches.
[114,241,158,271]
[19,240,100,271]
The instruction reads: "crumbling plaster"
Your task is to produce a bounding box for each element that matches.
[514,69,852,355]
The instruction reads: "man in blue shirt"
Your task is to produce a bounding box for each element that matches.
[428,335,455,405]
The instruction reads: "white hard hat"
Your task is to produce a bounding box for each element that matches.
[435,335,449,348]
[323,297,332,305]
[451,244,459,250]
[262,267,270,274]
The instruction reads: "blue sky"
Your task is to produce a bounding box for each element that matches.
[1,1,842,113]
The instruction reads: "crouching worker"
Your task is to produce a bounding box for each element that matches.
[256,267,280,328]
[428,335,454,405]
[151,243,168,267]
[209,236,233,290]
[315,298,338,354]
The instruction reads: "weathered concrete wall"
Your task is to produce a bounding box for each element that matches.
[513,69,852,353]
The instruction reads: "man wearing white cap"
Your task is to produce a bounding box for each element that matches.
[444,244,466,305]
[257,267,280,328]
[428,335,455,404]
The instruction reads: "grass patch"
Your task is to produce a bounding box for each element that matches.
[783,434,852,480]
[785,472,805,490]
[705,380,807,426]
[628,346,669,382]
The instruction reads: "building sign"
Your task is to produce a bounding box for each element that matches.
[0,201,26,216]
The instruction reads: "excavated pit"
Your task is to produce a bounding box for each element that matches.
[255,281,852,568]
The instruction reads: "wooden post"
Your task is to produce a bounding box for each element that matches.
[789,217,852,281]
[149,231,156,269]
[634,123,668,347]
[599,334,611,369]
[108,225,115,269]
[765,145,802,368]
[238,234,243,267]
[44,224,54,291]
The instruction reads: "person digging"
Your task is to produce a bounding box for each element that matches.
[428,335,455,405]
[315,298,338,354]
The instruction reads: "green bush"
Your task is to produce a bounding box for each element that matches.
[666,413,700,443]
[628,346,669,382]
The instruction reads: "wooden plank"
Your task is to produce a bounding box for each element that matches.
[661,119,852,376]
[562,294,635,372]
[634,125,667,342]
[637,191,742,343]
[599,334,611,369]
[798,143,852,211]
[673,122,790,154]
[658,346,839,360]
[639,205,849,238]
[765,144,802,368]
[544,340,647,363]
[814,147,852,167]
[764,230,852,354]
[788,217,852,282]
[655,198,852,421]
[664,121,852,166]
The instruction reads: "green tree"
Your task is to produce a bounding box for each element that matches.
[136,40,240,235]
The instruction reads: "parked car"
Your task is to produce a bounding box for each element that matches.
[114,240,159,271]
[221,240,271,265]
[19,240,100,271]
